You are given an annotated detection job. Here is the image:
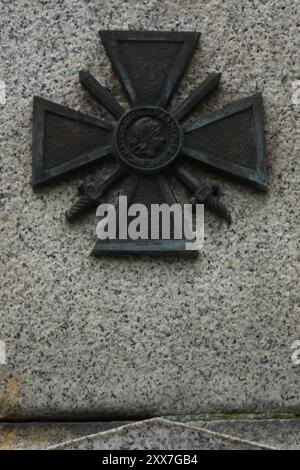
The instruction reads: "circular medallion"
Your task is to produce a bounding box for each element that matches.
[113,107,182,174]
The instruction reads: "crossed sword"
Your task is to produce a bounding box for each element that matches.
[65,71,231,224]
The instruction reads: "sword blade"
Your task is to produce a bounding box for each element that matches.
[79,70,125,119]
[172,164,200,192]
[92,167,125,197]
[173,73,221,122]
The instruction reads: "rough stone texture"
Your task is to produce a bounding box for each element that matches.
[1,419,298,449]
[0,421,131,450]
[190,419,300,450]
[1,0,299,419]
[46,418,273,450]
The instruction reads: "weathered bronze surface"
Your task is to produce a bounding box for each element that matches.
[32,30,267,255]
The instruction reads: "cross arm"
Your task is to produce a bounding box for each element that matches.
[32,97,114,187]
[182,93,267,191]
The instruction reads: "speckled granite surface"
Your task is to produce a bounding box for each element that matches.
[46,418,273,450]
[190,419,300,450]
[1,0,299,419]
[0,421,131,450]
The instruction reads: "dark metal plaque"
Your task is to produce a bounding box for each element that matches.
[31,30,267,256]
[100,30,199,107]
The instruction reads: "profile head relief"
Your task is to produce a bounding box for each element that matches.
[128,117,166,158]
[114,107,182,173]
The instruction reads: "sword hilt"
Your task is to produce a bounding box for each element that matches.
[65,184,98,221]
[65,168,124,222]
[205,195,231,224]
[191,184,231,224]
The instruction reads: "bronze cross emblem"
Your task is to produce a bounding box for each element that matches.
[32,31,267,255]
